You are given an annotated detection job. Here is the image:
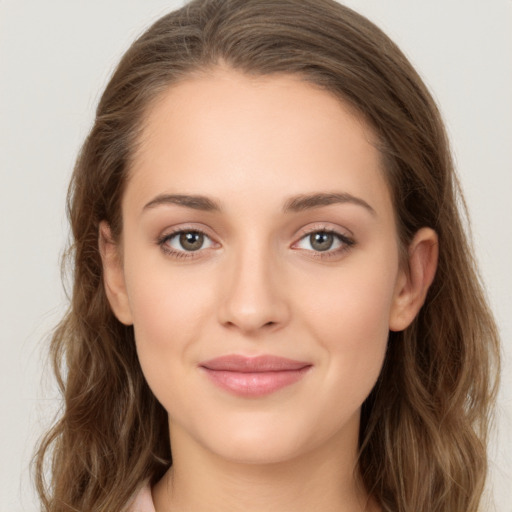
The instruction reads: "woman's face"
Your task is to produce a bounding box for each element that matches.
[103,68,418,465]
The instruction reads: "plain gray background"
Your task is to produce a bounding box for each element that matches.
[1,1,510,510]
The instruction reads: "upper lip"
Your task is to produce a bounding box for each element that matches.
[200,355,311,372]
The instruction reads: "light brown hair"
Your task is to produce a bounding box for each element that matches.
[34,1,500,510]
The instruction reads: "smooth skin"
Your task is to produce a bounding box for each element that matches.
[100,67,438,512]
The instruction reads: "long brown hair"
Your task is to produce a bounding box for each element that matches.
[34,1,500,510]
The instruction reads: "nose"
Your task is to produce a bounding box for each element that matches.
[217,241,290,335]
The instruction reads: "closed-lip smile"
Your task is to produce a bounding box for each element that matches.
[199,354,312,397]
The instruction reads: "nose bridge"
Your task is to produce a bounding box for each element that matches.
[218,234,289,333]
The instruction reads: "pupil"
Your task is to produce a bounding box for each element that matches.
[311,232,333,251]
[180,232,203,251]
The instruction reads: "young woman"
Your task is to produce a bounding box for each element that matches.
[34,1,500,511]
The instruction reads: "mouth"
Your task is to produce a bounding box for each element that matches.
[199,354,312,397]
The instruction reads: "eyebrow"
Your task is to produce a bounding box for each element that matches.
[282,192,376,215]
[142,192,375,215]
[143,194,222,212]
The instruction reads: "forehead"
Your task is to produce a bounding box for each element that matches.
[126,67,393,220]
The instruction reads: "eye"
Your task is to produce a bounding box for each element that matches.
[300,231,338,252]
[159,229,216,256]
[293,229,354,255]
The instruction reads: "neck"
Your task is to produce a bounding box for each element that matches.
[152,419,378,512]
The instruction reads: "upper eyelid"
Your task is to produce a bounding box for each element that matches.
[292,223,353,242]
[159,224,216,240]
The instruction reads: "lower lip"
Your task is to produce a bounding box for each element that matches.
[201,367,311,397]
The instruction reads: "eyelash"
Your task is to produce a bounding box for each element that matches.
[157,226,355,261]
[157,227,216,260]
[293,227,355,260]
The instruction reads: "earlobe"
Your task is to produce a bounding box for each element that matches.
[389,227,439,332]
[98,221,133,325]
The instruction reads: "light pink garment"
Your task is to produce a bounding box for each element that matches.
[127,483,156,512]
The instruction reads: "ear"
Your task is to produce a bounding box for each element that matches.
[98,221,133,325]
[389,227,438,332]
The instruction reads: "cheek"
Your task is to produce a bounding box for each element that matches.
[129,273,208,340]
[123,253,216,391]
[297,255,398,399]
[300,252,397,340]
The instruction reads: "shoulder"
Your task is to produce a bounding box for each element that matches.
[126,482,155,512]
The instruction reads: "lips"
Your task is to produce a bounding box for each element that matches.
[199,355,312,397]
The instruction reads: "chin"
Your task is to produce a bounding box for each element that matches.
[172,407,301,465]
[189,408,355,467]
[211,435,305,466]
